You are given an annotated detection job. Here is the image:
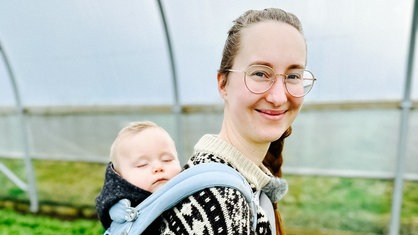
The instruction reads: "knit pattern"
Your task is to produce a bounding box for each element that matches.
[161,186,251,235]
[159,135,272,235]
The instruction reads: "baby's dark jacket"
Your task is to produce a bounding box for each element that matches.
[95,163,159,233]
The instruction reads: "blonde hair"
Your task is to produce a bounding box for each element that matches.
[110,121,160,171]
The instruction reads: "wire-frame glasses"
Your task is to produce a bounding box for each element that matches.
[228,65,316,97]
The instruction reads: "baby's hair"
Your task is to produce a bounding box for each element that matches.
[110,121,159,171]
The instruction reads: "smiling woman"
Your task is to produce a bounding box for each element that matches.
[156,8,314,235]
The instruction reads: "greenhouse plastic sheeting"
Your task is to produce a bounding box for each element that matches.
[1,0,417,106]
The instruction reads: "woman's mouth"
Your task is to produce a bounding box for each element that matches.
[256,109,287,116]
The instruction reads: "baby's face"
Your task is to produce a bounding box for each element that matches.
[116,127,181,192]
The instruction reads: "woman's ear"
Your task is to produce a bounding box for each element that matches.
[217,72,227,99]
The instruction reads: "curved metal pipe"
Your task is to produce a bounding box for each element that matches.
[156,0,183,158]
[0,41,38,212]
[389,0,417,233]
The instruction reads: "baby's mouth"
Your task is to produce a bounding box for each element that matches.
[153,178,167,185]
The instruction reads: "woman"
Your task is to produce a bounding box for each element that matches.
[160,8,315,235]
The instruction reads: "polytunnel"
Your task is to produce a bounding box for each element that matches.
[0,1,417,234]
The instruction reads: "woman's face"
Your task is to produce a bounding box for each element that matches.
[219,21,306,145]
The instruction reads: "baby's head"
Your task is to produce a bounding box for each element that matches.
[110,121,181,192]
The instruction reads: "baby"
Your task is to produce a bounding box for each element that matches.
[95,121,182,233]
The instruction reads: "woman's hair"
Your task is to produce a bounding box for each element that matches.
[263,127,292,178]
[110,121,159,171]
[218,8,304,77]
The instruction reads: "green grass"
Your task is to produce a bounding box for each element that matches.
[281,177,389,234]
[0,208,103,235]
[0,159,105,206]
[280,176,418,234]
[1,158,418,234]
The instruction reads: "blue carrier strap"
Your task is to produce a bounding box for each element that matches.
[105,163,257,235]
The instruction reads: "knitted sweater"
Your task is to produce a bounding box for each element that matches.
[159,134,274,235]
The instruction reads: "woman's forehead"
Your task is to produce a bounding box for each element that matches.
[235,21,306,69]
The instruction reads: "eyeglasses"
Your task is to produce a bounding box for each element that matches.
[227,65,316,97]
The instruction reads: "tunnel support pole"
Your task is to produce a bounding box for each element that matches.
[0,42,38,212]
[389,0,417,234]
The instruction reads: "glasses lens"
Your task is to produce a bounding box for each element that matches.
[244,65,275,93]
[285,70,315,97]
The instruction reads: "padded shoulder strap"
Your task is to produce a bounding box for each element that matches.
[106,163,256,235]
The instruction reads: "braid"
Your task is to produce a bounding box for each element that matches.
[263,127,292,235]
[263,127,292,177]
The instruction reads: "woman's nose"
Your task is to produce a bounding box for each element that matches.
[265,77,288,105]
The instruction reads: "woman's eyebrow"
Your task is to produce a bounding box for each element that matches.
[287,64,306,70]
[248,61,306,70]
[249,61,274,67]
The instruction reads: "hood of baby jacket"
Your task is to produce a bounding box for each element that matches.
[95,162,151,229]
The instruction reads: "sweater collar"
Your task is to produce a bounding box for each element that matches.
[194,134,271,190]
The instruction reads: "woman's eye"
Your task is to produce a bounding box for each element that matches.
[254,71,267,77]
[252,71,271,80]
[287,73,301,80]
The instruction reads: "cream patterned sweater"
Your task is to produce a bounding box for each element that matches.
[160,134,273,235]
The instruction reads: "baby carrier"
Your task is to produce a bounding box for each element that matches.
[104,163,257,235]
